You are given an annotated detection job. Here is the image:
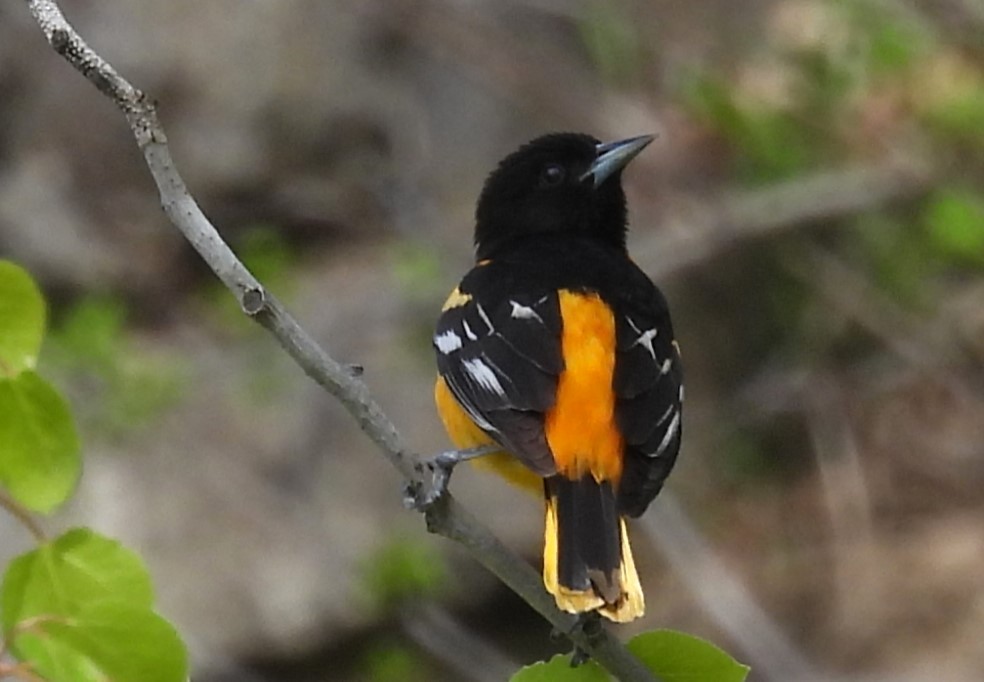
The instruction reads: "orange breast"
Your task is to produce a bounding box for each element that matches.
[545,290,623,483]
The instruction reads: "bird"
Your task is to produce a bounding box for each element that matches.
[432,133,682,622]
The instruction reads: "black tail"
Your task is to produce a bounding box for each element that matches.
[544,475,622,604]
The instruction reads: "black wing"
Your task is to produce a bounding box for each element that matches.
[434,277,564,476]
[613,280,684,518]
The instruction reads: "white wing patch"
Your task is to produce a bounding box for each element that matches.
[626,316,659,360]
[509,300,543,322]
[660,357,673,375]
[463,357,505,396]
[434,329,463,354]
[476,304,494,335]
[463,403,497,432]
[462,320,478,341]
[650,410,681,458]
[635,329,658,359]
[655,403,675,427]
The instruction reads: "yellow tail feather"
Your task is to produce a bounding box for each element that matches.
[542,497,645,622]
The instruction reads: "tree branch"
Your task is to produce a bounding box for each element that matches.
[23,1,656,679]
[0,489,47,544]
[638,157,933,280]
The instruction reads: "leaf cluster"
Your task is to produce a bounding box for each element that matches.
[511,630,749,682]
[0,261,188,682]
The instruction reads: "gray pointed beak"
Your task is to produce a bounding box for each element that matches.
[581,135,655,188]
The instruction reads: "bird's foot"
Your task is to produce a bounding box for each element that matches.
[554,611,600,667]
[570,646,592,667]
[403,444,498,510]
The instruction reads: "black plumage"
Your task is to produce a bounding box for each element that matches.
[433,132,683,615]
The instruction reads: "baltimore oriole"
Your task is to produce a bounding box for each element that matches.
[433,133,682,622]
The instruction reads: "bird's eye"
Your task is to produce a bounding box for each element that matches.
[539,163,566,187]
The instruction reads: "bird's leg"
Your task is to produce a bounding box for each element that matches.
[570,647,592,667]
[548,611,602,665]
[426,444,498,504]
[404,444,498,510]
[432,443,497,471]
[568,611,602,666]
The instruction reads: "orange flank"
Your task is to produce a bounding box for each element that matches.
[545,290,623,484]
[433,376,541,492]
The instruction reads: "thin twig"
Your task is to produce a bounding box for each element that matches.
[784,246,984,397]
[399,604,518,682]
[638,158,933,280]
[23,2,656,679]
[0,490,46,544]
[0,661,49,682]
[643,492,820,681]
[1,615,63,682]
[803,382,882,641]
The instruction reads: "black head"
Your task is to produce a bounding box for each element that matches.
[474,133,653,260]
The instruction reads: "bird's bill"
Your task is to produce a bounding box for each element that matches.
[582,135,655,188]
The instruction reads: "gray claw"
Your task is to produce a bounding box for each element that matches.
[404,445,497,511]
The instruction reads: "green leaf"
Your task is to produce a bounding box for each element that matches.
[0,370,80,513]
[923,189,984,266]
[734,111,814,182]
[0,260,46,375]
[361,639,433,682]
[868,21,925,75]
[1,528,188,682]
[680,74,815,184]
[360,536,447,610]
[44,295,186,438]
[510,653,609,682]
[852,213,934,306]
[577,1,645,87]
[239,225,295,287]
[681,74,745,143]
[390,242,443,297]
[933,88,984,145]
[510,630,749,682]
[46,295,127,370]
[28,602,186,682]
[1,529,154,630]
[627,629,750,682]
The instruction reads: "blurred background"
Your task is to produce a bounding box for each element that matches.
[2,0,983,680]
